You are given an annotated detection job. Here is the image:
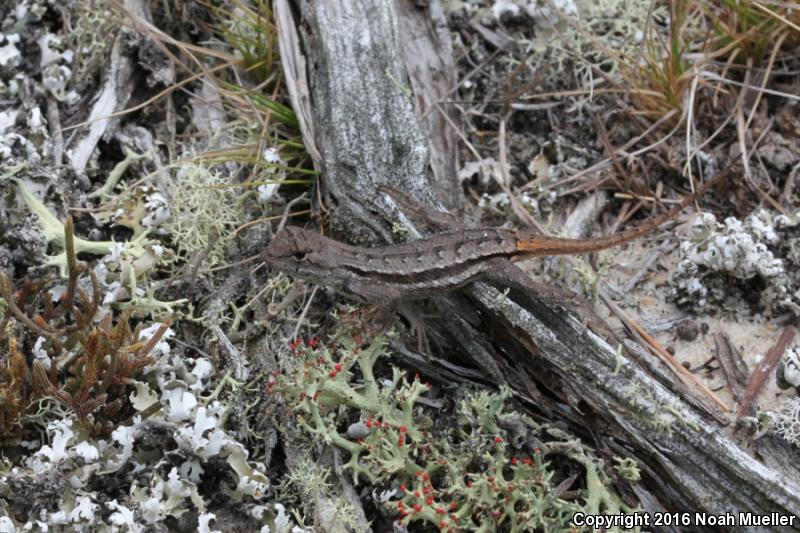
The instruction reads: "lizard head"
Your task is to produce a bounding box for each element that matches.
[263,227,350,290]
[263,226,316,264]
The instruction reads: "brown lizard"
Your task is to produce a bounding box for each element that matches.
[263,165,735,305]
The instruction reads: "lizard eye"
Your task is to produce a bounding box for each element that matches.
[292,252,308,262]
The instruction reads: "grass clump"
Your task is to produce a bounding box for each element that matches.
[705,0,800,64]
[182,0,312,195]
[624,0,697,122]
[621,0,799,124]
[202,0,313,197]
[536,0,799,128]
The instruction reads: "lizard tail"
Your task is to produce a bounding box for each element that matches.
[516,162,738,256]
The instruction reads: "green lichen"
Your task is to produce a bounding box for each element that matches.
[614,457,641,482]
[278,457,361,530]
[88,148,152,199]
[272,334,638,532]
[14,178,156,276]
[69,0,118,84]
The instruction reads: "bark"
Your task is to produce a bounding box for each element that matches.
[277,0,800,528]
[290,0,444,244]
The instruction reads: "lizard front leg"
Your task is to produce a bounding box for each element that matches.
[345,278,438,356]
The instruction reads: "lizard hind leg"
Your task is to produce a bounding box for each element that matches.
[351,304,396,339]
[346,302,433,357]
[395,302,434,358]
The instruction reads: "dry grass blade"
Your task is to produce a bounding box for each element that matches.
[750,1,800,34]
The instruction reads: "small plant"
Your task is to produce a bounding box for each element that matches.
[271,333,635,532]
[0,336,28,440]
[0,217,169,438]
[623,0,698,123]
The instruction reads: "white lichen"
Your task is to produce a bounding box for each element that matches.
[671,209,800,314]
[778,346,800,389]
[28,420,75,473]
[256,147,288,203]
[0,109,18,135]
[106,500,139,532]
[680,211,784,279]
[771,397,800,448]
[162,162,239,264]
[0,34,21,68]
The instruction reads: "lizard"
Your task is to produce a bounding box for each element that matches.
[263,164,736,306]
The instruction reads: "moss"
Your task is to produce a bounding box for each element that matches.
[0,217,170,438]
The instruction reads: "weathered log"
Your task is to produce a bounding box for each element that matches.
[277,0,800,528]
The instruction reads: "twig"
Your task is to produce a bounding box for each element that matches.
[737,326,796,423]
[713,333,749,405]
[781,161,800,207]
[264,284,303,319]
[231,209,312,239]
[498,117,546,232]
[210,324,247,381]
[275,193,309,235]
[46,96,64,168]
[290,286,318,344]
[613,193,682,204]
[422,45,509,122]
[546,110,682,190]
